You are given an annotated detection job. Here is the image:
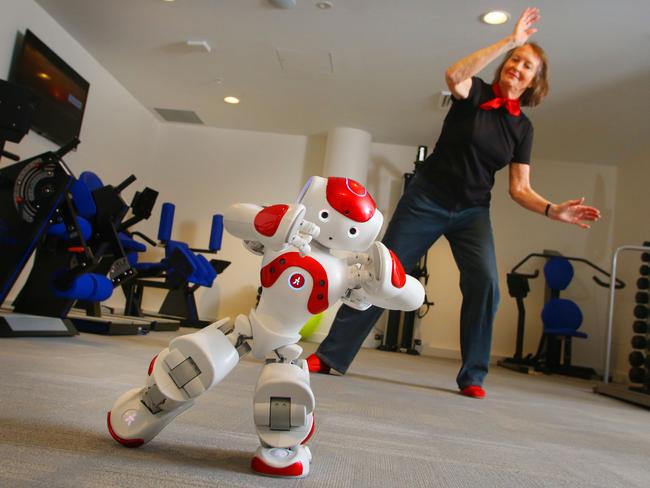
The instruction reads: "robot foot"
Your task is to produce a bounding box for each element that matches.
[107,387,192,447]
[251,445,312,478]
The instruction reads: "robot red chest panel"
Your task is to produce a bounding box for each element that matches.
[260,252,329,314]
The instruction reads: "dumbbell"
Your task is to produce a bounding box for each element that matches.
[629,367,646,384]
[642,241,650,262]
[638,277,649,290]
[640,264,650,276]
[633,321,648,334]
[629,351,645,367]
[631,335,648,349]
[636,292,649,304]
[633,305,648,319]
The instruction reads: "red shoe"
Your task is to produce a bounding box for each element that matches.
[460,385,486,399]
[306,354,331,374]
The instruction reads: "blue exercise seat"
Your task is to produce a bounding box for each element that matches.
[123,201,229,326]
[53,272,113,301]
[536,257,589,373]
[146,202,221,287]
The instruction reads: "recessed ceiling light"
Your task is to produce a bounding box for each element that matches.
[481,11,510,25]
[269,0,296,8]
[224,96,240,104]
[316,1,333,10]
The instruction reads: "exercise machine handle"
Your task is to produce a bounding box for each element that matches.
[114,174,137,194]
[593,275,624,290]
[54,138,80,158]
[510,252,625,289]
[130,231,158,247]
[0,146,20,161]
[512,269,539,280]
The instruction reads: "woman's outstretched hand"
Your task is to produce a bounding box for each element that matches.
[512,7,541,46]
[550,198,601,229]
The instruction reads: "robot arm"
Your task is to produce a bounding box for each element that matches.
[354,242,425,311]
[224,203,320,255]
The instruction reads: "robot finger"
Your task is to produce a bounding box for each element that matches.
[288,234,312,256]
[298,242,312,256]
[299,219,320,238]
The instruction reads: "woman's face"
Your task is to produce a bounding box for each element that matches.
[500,45,541,94]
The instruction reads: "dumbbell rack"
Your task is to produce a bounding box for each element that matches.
[629,248,650,393]
[594,244,650,408]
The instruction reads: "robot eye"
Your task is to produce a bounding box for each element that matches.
[318,210,330,222]
[347,227,359,238]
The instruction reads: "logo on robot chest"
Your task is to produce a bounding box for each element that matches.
[288,273,306,290]
[260,252,329,314]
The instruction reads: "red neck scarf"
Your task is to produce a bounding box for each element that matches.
[479,83,521,117]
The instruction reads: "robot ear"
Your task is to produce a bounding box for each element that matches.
[296,176,326,203]
[295,177,315,203]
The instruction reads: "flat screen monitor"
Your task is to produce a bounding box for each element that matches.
[9,29,90,147]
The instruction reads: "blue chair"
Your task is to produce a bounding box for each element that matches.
[535,257,591,376]
[123,201,229,327]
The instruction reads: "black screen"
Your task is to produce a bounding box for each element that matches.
[9,30,90,146]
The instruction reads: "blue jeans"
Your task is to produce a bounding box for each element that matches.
[316,174,500,388]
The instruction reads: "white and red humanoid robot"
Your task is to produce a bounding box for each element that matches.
[107,176,425,478]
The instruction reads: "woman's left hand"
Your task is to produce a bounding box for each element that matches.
[549,198,601,229]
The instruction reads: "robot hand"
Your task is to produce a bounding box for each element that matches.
[359,242,425,311]
[287,218,320,256]
[225,203,319,255]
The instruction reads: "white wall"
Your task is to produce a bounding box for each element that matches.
[1,0,160,302]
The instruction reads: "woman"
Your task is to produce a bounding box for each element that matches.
[306,7,600,398]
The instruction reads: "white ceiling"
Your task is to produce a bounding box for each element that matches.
[33,0,650,165]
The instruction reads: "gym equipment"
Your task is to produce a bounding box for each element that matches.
[0,142,86,336]
[378,145,434,354]
[0,80,81,336]
[63,170,180,334]
[8,166,161,335]
[594,243,650,408]
[122,202,230,327]
[498,251,622,379]
[107,176,425,478]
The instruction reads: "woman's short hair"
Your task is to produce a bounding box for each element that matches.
[493,42,549,107]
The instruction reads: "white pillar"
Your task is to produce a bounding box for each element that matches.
[322,127,371,184]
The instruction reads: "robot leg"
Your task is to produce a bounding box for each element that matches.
[107,318,242,447]
[251,347,316,478]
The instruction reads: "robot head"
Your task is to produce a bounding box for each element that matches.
[296,176,384,252]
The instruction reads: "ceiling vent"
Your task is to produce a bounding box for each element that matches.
[275,48,334,74]
[437,90,453,110]
[155,108,203,124]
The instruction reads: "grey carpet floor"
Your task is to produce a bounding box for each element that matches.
[1,328,649,488]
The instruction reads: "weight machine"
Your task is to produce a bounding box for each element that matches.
[378,145,434,354]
